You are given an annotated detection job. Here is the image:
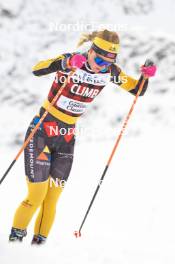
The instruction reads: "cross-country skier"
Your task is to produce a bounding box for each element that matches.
[9,29,156,245]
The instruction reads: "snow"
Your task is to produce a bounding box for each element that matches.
[1,129,175,263]
[0,0,175,263]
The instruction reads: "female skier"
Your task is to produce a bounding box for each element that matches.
[9,29,156,244]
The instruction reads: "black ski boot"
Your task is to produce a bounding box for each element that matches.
[9,227,27,242]
[31,234,47,245]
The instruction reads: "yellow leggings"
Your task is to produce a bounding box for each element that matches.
[12,178,62,237]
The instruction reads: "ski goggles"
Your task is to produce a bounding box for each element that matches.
[94,56,113,67]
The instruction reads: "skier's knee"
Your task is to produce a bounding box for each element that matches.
[25,179,49,207]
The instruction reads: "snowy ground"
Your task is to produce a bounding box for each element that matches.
[0,125,175,263]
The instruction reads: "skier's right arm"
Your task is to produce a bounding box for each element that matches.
[32,53,72,76]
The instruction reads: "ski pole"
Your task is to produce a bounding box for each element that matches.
[0,70,75,185]
[74,59,153,238]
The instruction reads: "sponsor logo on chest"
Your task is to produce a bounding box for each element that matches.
[72,68,111,86]
[70,84,99,99]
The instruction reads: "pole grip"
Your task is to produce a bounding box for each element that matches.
[144,59,154,67]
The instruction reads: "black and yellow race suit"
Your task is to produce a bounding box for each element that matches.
[11,52,148,239]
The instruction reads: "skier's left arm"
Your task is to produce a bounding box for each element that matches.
[110,63,156,96]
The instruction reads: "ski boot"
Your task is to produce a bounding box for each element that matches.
[31,234,47,245]
[9,227,27,242]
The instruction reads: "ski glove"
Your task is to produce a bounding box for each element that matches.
[67,54,87,69]
[141,64,157,78]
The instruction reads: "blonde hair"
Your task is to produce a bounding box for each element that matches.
[77,29,120,47]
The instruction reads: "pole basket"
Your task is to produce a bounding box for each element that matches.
[74,230,81,238]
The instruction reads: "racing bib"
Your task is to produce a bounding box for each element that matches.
[56,95,90,114]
